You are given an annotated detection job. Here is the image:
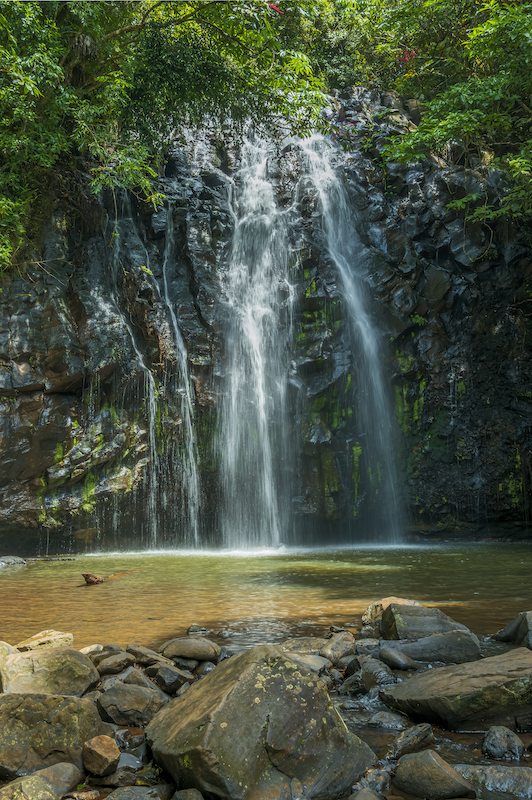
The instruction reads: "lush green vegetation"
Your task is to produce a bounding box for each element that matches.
[0,0,324,267]
[1,0,531,268]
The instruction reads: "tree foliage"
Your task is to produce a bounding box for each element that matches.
[0,0,325,268]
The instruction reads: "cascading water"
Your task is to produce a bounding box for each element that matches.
[217,138,295,549]
[298,136,403,541]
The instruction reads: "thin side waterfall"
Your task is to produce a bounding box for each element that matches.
[161,202,200,546]
[218,138,294,549]
[299,136,403,541]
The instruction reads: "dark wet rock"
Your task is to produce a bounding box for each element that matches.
[358,657,396,690]
[155,666,194,693]
[380,648,532,731]
[386,723,435,760]
[455,764,532,797]
[124,670,161,691]
[98,653,136,675]
[393,750,476,799]
[319,631,356,664]
[338,672,366,696]
[381,630,481,663]
[146,645,375,799]
[97,683,170,727]
[482,725,524,760]
[171,658,199,672]
[494,611,532,649]
[379,647,419,670]
[88,770,138,788]
[158,637,221,663]
[0,694,106,777]
[126,645,174,667]
[107,789,175,800]
[171,793,204,800]
[350,767,390,797]
[381,604,471,640]
[1,648,99,696]
[193,661,215,678]
[83,735,121,776]
[355,640,381,659]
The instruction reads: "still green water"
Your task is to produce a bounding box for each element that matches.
[0,543,529,650]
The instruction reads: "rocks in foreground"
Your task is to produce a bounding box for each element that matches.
[0,694,106,777]
[147,644,375,799]
[380,647,532,731]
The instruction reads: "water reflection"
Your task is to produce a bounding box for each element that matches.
[0,543,530,650]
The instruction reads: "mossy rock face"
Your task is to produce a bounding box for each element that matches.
[146,645,375,799]
[0,774,59,800]
[380,648,532,731]
[0,694,106,777]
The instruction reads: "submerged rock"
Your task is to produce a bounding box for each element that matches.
[146,645,375,799]
[380,647,532,730]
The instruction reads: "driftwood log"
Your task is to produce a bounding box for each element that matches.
[81,572,104,585]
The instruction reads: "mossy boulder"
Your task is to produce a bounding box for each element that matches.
[146,645,375,799]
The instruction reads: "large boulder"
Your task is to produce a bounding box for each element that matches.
[381,630,481,663]
[146,645,375,800]
[381,604,471,641]
[1,648,98,696]
[380,648,532,731]
[97,683,169,726]
[158,638,221,663]
[392,750,475,799]
[494,611,532,649]
[0,694,106,777]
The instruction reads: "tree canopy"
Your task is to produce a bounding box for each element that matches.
[1,0,531,268]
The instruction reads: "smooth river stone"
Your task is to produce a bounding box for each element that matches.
[380,647,532,731]
[393,750,475,799]
[158,637,221,662]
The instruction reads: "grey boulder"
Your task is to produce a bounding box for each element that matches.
[482,725,524,760]
[146,645,375,800]
[98,683,169,727]
[494,611,532,649]
[381,630,481,664]
[381,604,472,641]
[380,648,532,731]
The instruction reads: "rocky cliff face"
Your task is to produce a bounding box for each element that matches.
[1,89,531,554]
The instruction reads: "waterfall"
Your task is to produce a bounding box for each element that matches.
[298,136,403,541]
[217,138,295,549]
